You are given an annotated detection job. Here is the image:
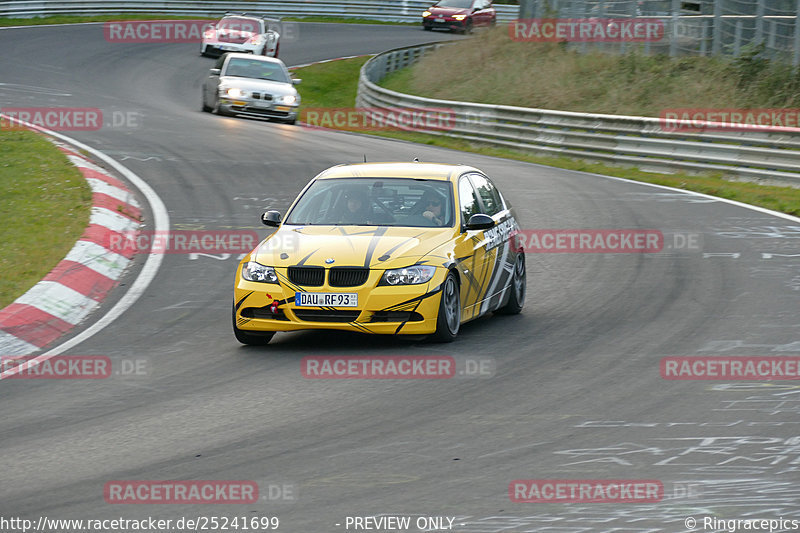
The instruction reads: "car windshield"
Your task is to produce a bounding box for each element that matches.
[285,177,454,227]
[223,58,289,82]
[217,17,260,34]
[435,0,473,8]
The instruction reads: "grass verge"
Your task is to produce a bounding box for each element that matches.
[0,131,92,308]
[293,56,800,217]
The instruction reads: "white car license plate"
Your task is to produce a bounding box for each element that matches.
[435,18,445,22]
[251,100,272,109]
[295,292,358,307]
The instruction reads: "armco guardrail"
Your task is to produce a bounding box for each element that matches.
[0,1,519,22]
[357,42,800,187]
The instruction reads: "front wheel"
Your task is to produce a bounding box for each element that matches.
[497,254,525,314]
[433,271,461,342]
[232,304,275,345]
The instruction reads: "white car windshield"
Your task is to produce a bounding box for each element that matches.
[224,58,289,83]
[435,0,473,8]
[217,17,260,34]
[285,178,454,227]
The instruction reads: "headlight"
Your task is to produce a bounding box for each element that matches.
[225,87,246,98]
[242,262,279,283]
[452,14,467,20]
[380,265,436,286]
[422,10,431,17]
[276,95,297,105]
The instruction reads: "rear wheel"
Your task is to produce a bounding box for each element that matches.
[232,304,275,345]
[433,271,461,342]
[497,254,525,314]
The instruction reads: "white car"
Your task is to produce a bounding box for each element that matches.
[202,53,301,124]
[201,14,280,58]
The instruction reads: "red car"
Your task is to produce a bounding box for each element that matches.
[422,0,496,33]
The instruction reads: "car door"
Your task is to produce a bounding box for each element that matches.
[453,174,493,321]
[204,55,226,105]
[465,172,518,312]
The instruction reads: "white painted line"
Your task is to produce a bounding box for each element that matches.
[65,240,131,280]
[85,177,141,207]
[592,173,800,224]
[15,281,99,326]
[0,332,40,358]
[90,206,140,234]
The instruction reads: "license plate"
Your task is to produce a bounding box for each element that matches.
[435,18,445,22]
[252,100,272,109]
[295,292,358,307]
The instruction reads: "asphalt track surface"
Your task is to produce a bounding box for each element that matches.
[2,22,800,533]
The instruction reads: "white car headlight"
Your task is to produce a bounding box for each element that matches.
[380,265,436,286]
[452,14,467,20]
[225,88,246,98]
[242,262,279,283]
[276,95,297,105]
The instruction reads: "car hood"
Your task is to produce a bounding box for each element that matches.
[429,6,470,15]
[253,225,454,270]
[211,29,256,43]
[219,77,296,96]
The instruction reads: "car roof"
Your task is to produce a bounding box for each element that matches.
[314,162,479,181]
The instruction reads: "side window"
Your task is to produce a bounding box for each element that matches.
[468,173,504,217]
[458,177,480,226]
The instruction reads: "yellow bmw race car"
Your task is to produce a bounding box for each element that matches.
[233,162,525,344]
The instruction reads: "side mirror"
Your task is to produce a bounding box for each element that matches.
[292,78,302,85]
[262,210,282,227]
[465,213,495,231]
[210,68,221,76]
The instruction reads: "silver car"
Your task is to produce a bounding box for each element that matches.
[202,53,301,125]
[200,14,280,58]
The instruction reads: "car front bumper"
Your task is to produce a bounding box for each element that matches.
[422,17,466,31]
[219,97,298,120]
[234,268,445,335]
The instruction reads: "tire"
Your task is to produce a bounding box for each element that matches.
[433,271,461,342]
[201,93,212,112]
[423,25,431,31]
[284,118,297,125]
[462,20,473,34]
[232,304,275,345]
[496,254,525,315]
[212,96,230,116]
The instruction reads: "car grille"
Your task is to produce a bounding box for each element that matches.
[288,266,325,286]
[293,310,361,322]
[251,92,272,101]
[329,267,369,287]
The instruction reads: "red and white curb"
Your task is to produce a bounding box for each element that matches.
[0,139,142,355]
